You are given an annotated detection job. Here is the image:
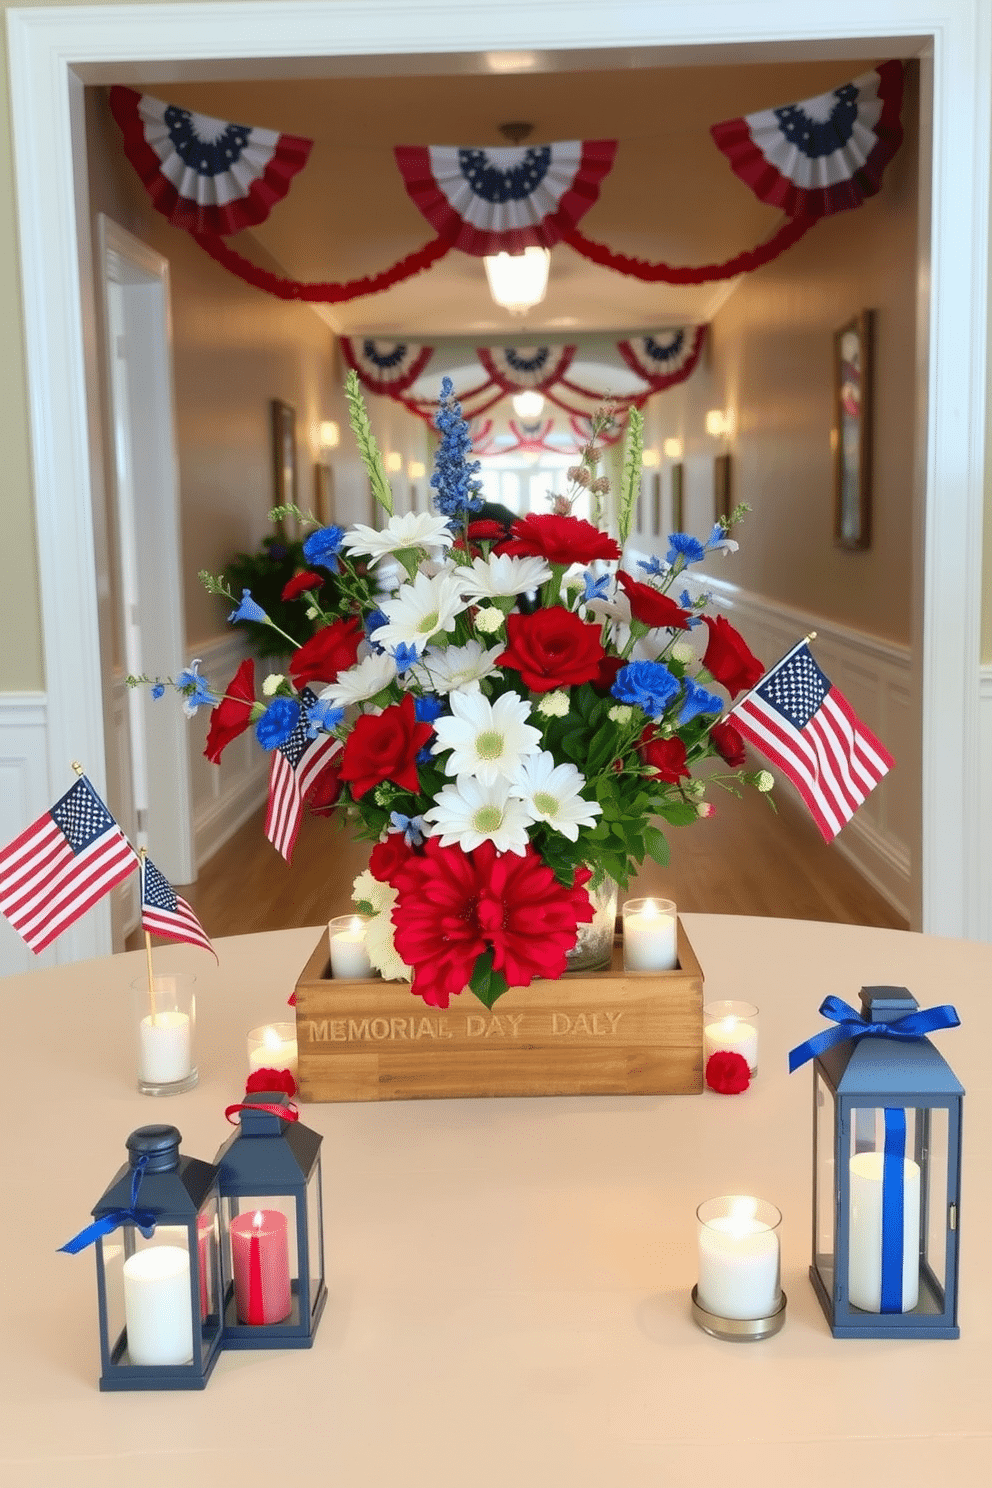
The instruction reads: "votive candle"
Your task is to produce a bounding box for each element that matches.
[622,897,678,972]
[703,1001,759,1075]
[696,1196,781,1321]
[328,914,374,979]
[246,1022,298,1079]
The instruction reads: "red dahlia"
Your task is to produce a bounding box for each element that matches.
[497,512,621,566]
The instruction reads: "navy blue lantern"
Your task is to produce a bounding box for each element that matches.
[792,986,963,1339]
[213,1093,326,1348]
[60,1125,223,1390]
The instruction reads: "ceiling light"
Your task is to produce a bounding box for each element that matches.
[663,437,684,459]
[484,247,550,315]
[512,390,545,419]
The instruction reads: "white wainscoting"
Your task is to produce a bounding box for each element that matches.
[0,692,53,976]
[980,666,992,944]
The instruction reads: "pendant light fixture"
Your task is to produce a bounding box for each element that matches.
[484,123,551,316]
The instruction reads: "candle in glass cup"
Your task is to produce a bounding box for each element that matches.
[328,914,374,979]
[246,1023,298,1079]
[703,1001,759,1075]
[622,897,677,971]
[696,1196,781,1321]
[131,973,197,1095]
[229,1209,292,1325]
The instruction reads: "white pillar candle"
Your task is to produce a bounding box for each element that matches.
[703,1013,759,1074]
[328,915,374,979]
[697,1198,781,1320]
[123,1245,194,1366]
[138,1011,192,1085]
[622,898,678,972]
[247,1023,299,1078]
[848,1152,921,1312]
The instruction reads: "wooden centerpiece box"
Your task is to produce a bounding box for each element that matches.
[294,920,704,1102]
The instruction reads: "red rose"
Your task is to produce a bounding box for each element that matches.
[705,1051,751,1095]
[617,571,692,630]
[204,659,256,764]
[593,654,626,693]
[339,693,434,800]
[369,834,414,883]
[710,720,746,768]
[289,616,363,690]
[305,751,343,817]
[701,616,764,699]
[497,512,621,566]
[500,609,605,692]
[281,570,325,601]
[245,1067,297,1097]
[638,727,689,784]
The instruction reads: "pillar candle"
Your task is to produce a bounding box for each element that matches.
[230,1209,292,1325]
[697,1202,780,1320]
[123,1245,194,1366]
[138,1010,191,1085]
[848,1152,921,1312]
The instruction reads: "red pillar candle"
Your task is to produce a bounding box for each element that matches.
[230,1209,292,1325]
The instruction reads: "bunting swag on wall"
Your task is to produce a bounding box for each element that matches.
[340,338,434,395]
[108,63,903,301]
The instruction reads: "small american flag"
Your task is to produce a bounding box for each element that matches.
[140,852,215,959]
[731,641,894,841]
[0,775,138,952]
[265,691,342,862]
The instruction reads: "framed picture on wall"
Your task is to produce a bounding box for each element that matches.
[314,461,334,525]
[714,452,732,522]
[271,399,297,525]
[833,309,873,550]
[670,462,684,533]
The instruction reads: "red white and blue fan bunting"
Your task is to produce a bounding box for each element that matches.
[617,327,707,389]
[477,344,577,392]
[394,141,617,256]
[340,338,434,395]
[108,86,313,236]
[710,62,904,219]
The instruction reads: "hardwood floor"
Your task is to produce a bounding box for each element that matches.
[165,781,908,941]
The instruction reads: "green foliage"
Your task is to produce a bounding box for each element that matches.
[220,535,323,659]
[345,370,394,516]
[618,406,644,546]
[469,948,510,1009]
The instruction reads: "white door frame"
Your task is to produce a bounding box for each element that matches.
[6,1,990,962]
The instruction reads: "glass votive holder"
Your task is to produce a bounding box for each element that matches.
[246,1022,299,1080]
[131,972,197,1096]
[327,913,374,979]
[703,1000,759,1075]
[621,897,677,972]
[693,1195,785,1341]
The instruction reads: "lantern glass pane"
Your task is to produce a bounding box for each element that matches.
[845,1106,922,1315]
[813,1068,835,1292]
[920,1106,949,1309]
[306,1165,324,1318]
[196,1197,222,1351]
[222,1194,299,1326]
[99,1231,129,1365]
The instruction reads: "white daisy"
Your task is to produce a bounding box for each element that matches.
[423,775,536,856]
[342,512,455,567]
[410,639,504,695]
[455,553,552,599]
[508,751,603,842]
[319,651,397,707]
[432,689,541,785]
[374,571,468,655]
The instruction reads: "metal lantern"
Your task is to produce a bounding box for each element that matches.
[213,1092,326,1348]
[61,1125,223,1390]
[795,986,963,1339]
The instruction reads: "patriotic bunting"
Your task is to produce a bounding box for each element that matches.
[477,344,577,392]
[0,775,138,954]
[108,86,312,236]
[265,692,343,863]
[140,853,216,959]
[394,140,617,256]
[710,62,904,219]
[340,339,434,395]
[617,327,707,389]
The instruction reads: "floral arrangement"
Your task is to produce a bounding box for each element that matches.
[137,372,772,1011]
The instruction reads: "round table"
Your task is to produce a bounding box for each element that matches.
[3,915,990,1486]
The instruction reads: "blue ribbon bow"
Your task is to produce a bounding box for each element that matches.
[58,1155,157,1255]
[788,994,960,1074]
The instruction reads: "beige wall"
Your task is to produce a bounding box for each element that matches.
[641,70,920,647]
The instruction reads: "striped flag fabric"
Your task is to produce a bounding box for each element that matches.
[265,692,342,862]
[731,641,894,841]
[0,775,138,953]
[140,852,216,959]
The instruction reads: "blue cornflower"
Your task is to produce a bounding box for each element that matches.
[414,694,444,725]
[151,683,166,700]
[306,699,344,738]
[389,811,426,847]
[302,525,346,574]
[666,532,706,567]
[389,642,420,674]
[678,678,723,725]
[581,569,610,603]
[678,590,703,629]
[636,555,666,578]
[255,697,301,750]
[365,609,389,651]
[430,376,484,517]
[611,660,680,718]
[229,589,269,625]
[175,661,217,715]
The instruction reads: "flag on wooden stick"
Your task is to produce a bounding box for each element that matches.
[140,851,216,959]
[730,640,894,841]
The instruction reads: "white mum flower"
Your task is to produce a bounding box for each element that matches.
[608,704,634,725]
[670,640,696,666]
[508,751,602,842]
[473,606,505,634]
[262,672,284,697]
[432,689,541,785]
[360,888,412,983]
[536,690,570,718]
[423,775,536,855]
[352,869,393,915]
[374,570,468,655]
[319,651,397,707]
[342,512,454,567]
[455,553,552,599]
[755,770,775,792]
[411,639,504,695]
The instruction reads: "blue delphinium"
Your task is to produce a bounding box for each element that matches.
[389,642,420,674]
[228,589,269,625]
[666,532,706,568]
[678,589,703,629]
[365,609,388,650]
[611,660,680,718]
[430,376,483,518]
[255,697,301,750]
[305,698,344,738]
[636,554,666,578]
[389,811,425,847]
[581,569,610,603]
[414,694,444,725]
[302,525,346,573]
[678,677,723,726]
